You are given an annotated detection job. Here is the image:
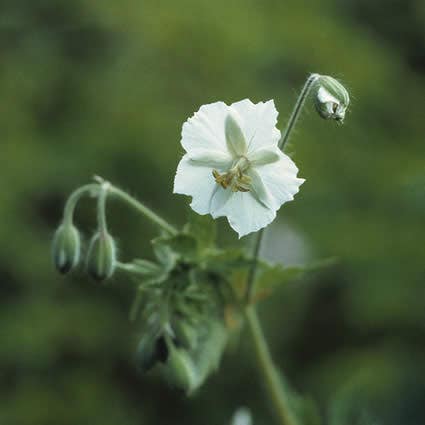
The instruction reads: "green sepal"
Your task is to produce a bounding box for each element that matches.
[52,223,81,274]
[86,232,117,281]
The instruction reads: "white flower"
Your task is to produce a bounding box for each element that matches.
[173,99,305,238]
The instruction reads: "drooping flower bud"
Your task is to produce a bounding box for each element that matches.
[163,346,197,394]
[52,222,81,274]
[86,231,117,281]
[314,75,350,122]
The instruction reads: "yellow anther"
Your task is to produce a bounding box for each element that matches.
[212,160,252,193]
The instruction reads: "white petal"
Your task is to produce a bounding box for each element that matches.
[317,86,339,105]
[249,146,280,166]
[248,168,274,209]
[231,99,281,153]
[210,186,232,219]
[181,101,230,154]
[187,148,233,169]
[254,150,305,212]
[173,154,217,215]
[225,110,247,156]
[218,192,277,238]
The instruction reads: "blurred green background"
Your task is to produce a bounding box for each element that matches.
[1,0,425,424]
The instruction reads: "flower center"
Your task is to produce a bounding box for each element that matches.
[212,156,252,192]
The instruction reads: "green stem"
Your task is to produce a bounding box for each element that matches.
[279,73,320,150]
[106,183,178,236]
[97,182,109,233]
[245,306,298,425]
[63,183,99,225]
[244,74,321,425]
[245,228,265,303]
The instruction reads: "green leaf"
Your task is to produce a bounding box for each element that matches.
[152,237,179,270]
[203,248,253,272]
[256,258,337,292]
[163,234,199,262]
[131,259,162,275]
[184,211,217,251]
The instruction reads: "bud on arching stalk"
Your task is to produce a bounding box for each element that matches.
[314,75,350,122]
[52,222,81,274]
[86,231,117,281]
[163,345,197,394]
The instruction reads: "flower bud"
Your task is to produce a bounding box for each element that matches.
[314,76,349,122]
[86,231,117,281]
[163,346,197,394]
[52,223,81,274]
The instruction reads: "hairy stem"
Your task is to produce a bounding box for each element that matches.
[244,74,320,425]
[97,182,110,233]
[245,306,298,425]
[245,228,265,303]
[279,73,320,150]
[63,183,99,226]
[105,182,178,235]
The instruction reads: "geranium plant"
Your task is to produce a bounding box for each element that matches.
[52,73,349,425]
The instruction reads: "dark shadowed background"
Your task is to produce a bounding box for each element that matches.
[1,0,425,424]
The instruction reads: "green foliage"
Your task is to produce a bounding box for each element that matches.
[256,258,338,294]
[128,218,241,394]
[161,320,228,395]
[184,211,217,251]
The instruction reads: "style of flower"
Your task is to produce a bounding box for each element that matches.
[173,100,304,237]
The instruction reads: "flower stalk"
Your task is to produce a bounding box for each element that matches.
[62,183,99,226]
[244,73,349,425]
[107,182,178,236]
[279,73,320,150]
[245,306,298,425]
[86,182,117,281]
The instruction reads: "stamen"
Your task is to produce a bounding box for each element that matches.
[212,162,252,193]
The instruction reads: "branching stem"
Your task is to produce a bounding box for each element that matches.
[94,176,178,236]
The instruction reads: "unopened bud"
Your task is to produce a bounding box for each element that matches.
[164,346,197,394]
[86,231,117,281]
[52,223,81,274]
[314,75,349,122]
